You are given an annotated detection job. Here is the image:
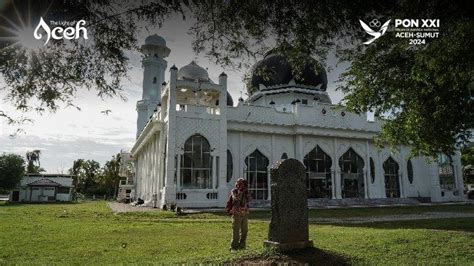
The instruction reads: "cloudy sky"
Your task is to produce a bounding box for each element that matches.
[0,12,346,173]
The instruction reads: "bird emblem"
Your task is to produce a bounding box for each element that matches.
[359,19,391,45]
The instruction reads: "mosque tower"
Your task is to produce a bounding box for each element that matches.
[136,34,170,137]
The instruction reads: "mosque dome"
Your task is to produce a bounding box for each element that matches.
[177,61,210,82]
[144,34,166,47]
[248,50,327,93]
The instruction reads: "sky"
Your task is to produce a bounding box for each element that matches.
[0,10,347,173]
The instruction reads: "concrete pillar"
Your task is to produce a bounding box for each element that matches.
[334,138,342,199]
[365,140,370,199]
[176,152,181,191]
[430,160,442,202]
[238,133,243,180]
[217,73,228,205]
[212,154,217,189]
[269,135,276,201]
[454,151,465,199]
[399,146,406,198]
[163,65,178,203]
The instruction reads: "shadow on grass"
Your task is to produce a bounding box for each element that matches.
[315,218,474,233]
[234,247,350,265]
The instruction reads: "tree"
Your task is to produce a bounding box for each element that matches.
[99,154,121,198]
[25,150,45,174]
[1,0,472,157]
[461,145,474,167]
[69,159,85,190]
[68,159,101,194]
[0,153,25,191]
[461,145,474,184]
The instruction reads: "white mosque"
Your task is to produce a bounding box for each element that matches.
[129,34,465,208]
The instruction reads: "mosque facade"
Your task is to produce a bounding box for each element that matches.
[130,34,465,208]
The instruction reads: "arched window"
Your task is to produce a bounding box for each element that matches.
[339,148,365,198]
[304,146,332,198]
[407,159,414,184]
[227,150,233,183]
[383,157,400,198]
[180,135,212,189]
[438,154,455,190]
[153,77,157,84]
[245,149,269,200]
[281,153,288,159]
[370,157,375,184]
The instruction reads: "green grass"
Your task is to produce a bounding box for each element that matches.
[0,201,473,264]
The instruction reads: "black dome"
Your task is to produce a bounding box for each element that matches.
[249,51,327,92]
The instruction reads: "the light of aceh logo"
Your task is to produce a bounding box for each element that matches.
[359,19,391,45]
[33,17,88,45]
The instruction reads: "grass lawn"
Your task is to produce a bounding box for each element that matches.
[0,201,473,264]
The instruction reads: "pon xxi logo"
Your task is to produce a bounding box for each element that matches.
[359,19,391,45]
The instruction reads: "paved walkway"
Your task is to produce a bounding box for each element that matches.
[108,202,474,223]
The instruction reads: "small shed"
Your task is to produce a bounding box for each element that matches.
[10,174,74,202]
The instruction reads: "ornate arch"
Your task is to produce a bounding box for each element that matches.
[244,149,270,200]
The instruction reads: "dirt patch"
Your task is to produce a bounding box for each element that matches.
[231,248,350,266]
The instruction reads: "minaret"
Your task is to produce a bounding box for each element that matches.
[136,34,170,137]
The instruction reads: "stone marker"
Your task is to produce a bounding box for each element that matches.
[264,159,314,251]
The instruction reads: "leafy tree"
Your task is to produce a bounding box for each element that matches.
[98,154,121,198]
[0,153,25,191]
[69,159,85,189]
[68,159,101,194]
[461,145,474,167]
[461,145,474,184]
[25,150,45,174]
[1,0,472,157]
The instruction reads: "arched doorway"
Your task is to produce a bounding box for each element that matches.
[339,148,365,198]
[244,149,269,200]
[383,157,400,198]
[304,146,332,198]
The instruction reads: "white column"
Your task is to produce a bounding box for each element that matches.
[176,152,181,191]
[454,151,464,198]
[334,138,342,199]
[163,66,178,203]
[296,135,303,162]
[430,160,442,202]
[217,73,228,205]
[399,146,405,198]
[239,133,243,179]
[365,140,370,199]
[269,135,276,201]
[212,154,217,190]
